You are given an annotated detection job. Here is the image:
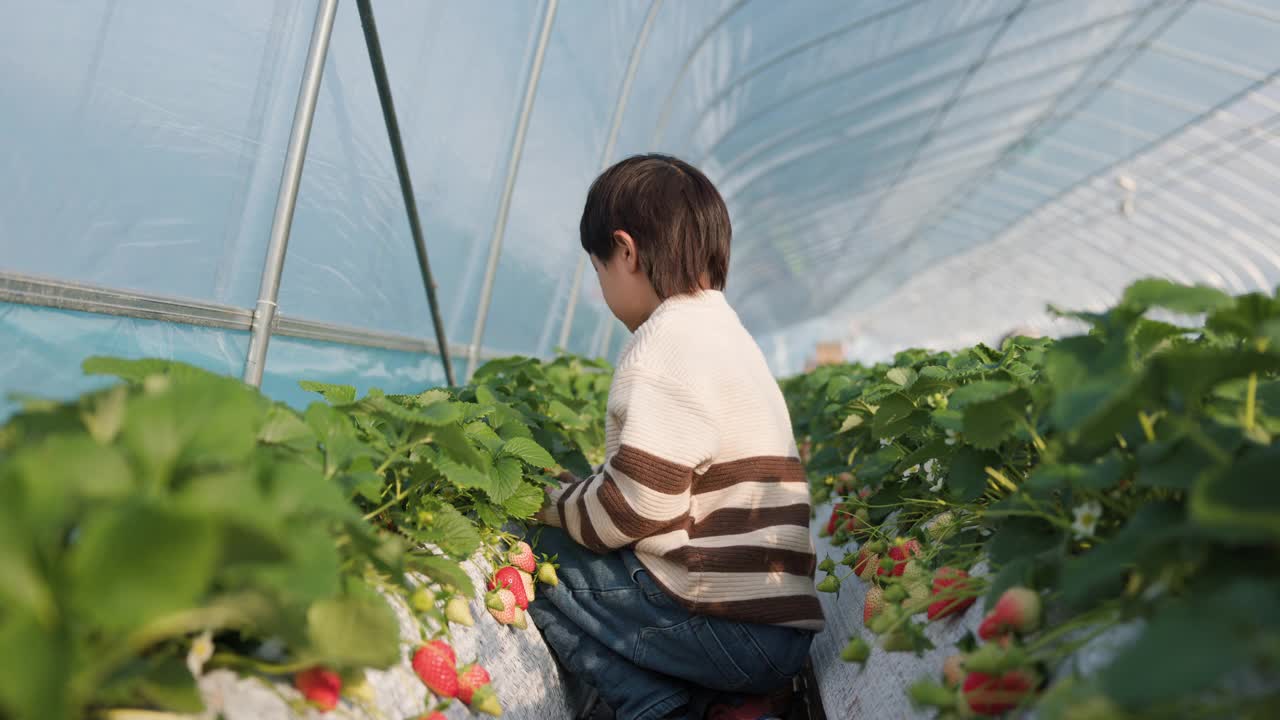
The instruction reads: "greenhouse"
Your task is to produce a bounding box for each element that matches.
[2,1,1279,719]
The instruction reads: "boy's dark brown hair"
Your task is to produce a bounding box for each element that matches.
[580,154,731,298]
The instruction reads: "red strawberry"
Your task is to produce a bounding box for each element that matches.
[942,654,966,688]
[456,663,492,705]
[839,508,871,538]
[995,586,1042,632]
[978,586,1042,638]
[978,613,1004,641]
[879,538,923,577]
[487,587,519,625]
[419,713,447,720]
[863,585,885,628]
[412,641,458,698]
[294,667,341,712]
[961,669,1037,715]
[823,504,844,536]
[489,566,529,609]
[927,567,977,621]
[508,541,536,574]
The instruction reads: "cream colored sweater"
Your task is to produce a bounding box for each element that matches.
[540,290,824,630]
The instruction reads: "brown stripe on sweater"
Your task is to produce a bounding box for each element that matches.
[611,445,693,495]
[687,503,811,538]
[597,472,686,539]
[692,456,806,495]
[663,545,817,577]
[642,569,824,626]
[555,480,578,529]
[694,593,825,626]
[575,482,609,554]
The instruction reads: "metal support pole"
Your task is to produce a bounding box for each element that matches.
[598,319,617,358]
[242,0,339,386]
[356,0,456,386]
[558,0,663,352]
[464,0,559,380]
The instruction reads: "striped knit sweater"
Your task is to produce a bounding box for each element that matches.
[539,290,824,631]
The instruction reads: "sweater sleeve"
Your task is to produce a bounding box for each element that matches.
[537,366,718,552]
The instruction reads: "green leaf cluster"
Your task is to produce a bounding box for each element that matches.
[785,279,1280,718]
[0,353,611,720]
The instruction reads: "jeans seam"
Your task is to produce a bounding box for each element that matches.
[565,586,643,597]
[699,619,751,689]
[634,689,688,720]
[738,624,788,678]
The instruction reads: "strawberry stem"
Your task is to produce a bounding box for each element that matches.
[1245,372,1258,431]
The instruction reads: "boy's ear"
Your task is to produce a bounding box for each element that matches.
[612,230,640,273]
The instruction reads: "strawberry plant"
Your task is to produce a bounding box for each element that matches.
[459,354,611,479]
[0,359,406,719]
[0,353,611,720]
[790,279,1280,718]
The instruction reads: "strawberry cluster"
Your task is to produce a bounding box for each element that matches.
[910,586,1046,716]
[411,639,502,716]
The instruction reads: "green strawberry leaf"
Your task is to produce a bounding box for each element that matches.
[299,380,358,406]
[306,587,400,668]
[500,437,556,469]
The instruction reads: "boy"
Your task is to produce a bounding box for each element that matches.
[530,154,823,720]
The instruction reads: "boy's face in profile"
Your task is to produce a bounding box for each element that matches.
[590,230,661,333]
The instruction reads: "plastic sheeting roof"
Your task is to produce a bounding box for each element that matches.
[3,0,1280,399]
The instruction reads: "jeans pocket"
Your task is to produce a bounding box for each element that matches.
[739,625,812,680]
[633,568,680,609]
[635,616,751,691]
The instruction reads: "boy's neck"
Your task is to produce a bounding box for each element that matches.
[631,287,723,331]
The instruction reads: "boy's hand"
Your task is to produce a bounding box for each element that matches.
[533,471,578,526]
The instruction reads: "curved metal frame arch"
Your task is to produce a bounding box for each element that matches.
[733,158,1014,278]
[733,127,1025,251]
[727,93,1061,236]
[650,0,752,147]
[947,195,1234,295]
[821,2,1194,310]
[734,134,1122,278]
[901,57,1280,335]
[696,0,1142,171]
[931,127,1280,301]
[730,147,1008,277]
[834,0,1033,263]
[671,0,939,149]
[720,48,1131,213]
[555,0,664,356]
[464,0,558,380]
[1021,92,1280,238]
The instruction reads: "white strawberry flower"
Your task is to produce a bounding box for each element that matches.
[879,438,891,448]
[902,463,921,479]
[1072,501,1103,540]
[924,459,944,492]
[186,630,214,677]
[945,429,958,446]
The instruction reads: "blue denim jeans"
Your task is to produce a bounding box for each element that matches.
[527,527,813,720]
